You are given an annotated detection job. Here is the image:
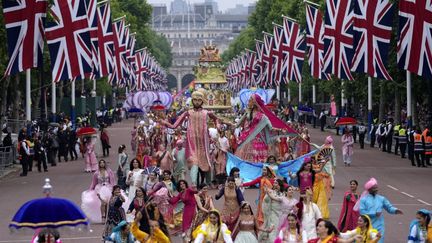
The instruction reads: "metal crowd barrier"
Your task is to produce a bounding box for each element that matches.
[0,144,18,176]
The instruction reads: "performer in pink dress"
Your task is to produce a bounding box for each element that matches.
[84,137,98,172]
[160,91,220,186]
[169,180,198,236]
[337,180,360,232]
[235,94,297,163]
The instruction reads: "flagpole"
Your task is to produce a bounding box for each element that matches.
[276,85,280,100]
[298,83,302,103]
[312,84,316,104]
[288,86,291,102]
[341,80,345,116]
[368,76,373,140]
[71,79,76,129]
[26,69,31,121]
[303,0,320,7]
[406,71,412,128]
[52,81,56,122]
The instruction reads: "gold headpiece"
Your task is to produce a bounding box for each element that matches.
[191,91,204,100]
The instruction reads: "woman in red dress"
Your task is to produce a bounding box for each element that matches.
[337,180,360,232]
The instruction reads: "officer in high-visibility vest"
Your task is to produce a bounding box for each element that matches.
[393,123,401,155]
[408,127,415,165]
[398,125,407,159]
[424,127,432,166]
[413,127,426,167]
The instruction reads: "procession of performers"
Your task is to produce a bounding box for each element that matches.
[78,91,413,243]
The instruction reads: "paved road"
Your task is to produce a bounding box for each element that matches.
[0,119,430,242]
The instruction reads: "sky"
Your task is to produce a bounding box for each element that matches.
[148,0,257,12]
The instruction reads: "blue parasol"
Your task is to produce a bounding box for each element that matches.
[9,179,88,231]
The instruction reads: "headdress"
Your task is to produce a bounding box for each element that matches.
[324,136,333,145]
[192,91,205,100]
[353,178,378,211]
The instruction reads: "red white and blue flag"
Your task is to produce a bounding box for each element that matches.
[262,33,276,87]
[397,0,432,79]
[351,0,393,80]
[255,40,265,86]
[305,3,331,80]
[84,0,98,79]
[45,0,93,82]
[96,1,114,78]
[109,18,128,86]
[2,0,47,77]
[134,49,148,91]
[323,0,355,80]
[272,24,287,85]
[282,17,306,83]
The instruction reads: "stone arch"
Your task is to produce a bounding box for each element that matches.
[181,73,196,88]
[166,74,177,91]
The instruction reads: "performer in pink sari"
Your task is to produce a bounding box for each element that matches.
[84,137,98,172]
[235,94,297,163]
[160,91,220,186]
[337,180,360,232]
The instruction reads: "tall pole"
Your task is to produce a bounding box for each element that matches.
[368,76,373,139]
[341,80,345,116]
[71,80,76,129]
[51,81,56,122]
[407,71,412,128]
[312,84,316,104]
[26,69,31,121]
[288,86,291,102]
[276,85,280,100]
[298,83,302,103]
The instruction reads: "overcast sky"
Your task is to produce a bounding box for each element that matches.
[148,0,257,12]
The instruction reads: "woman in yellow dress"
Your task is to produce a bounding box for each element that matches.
[312,158,331,219]
[193,210,233,243]
[339,215,381,243]
[130,211,170,243]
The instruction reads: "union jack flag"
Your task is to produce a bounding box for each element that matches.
[2,0,47,77]
[282,17,306,83]
[96,1,114,78]
[262,33,276,87]
[397,0,432,79]
[134,49,148,91]
[323,0,355,80]
[305,4,331,80]
[84,0,98,78]
[109,18,128,86]
[45,0,93,82]
[255,40,265,86]
[351,0,393,80]
[126,32,136,87]
[245,49,257,86]
[272,24,287,85]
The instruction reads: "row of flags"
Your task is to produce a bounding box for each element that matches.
[2,0,167,91]
[226,0,432,91]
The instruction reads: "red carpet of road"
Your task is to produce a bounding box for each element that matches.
[0,119,430,242]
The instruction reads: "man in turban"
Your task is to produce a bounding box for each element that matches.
[161,91,220,186]
[359,178,403,243]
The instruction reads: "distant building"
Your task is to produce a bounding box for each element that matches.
[170,0,188,14]
[248,4,256,14]
[225,4,248,15]
[152,4,167,18]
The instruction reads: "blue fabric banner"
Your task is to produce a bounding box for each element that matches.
[226,150,318,183]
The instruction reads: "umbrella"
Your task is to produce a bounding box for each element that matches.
[9,179,88,231]
[335,117,357,126]
[76,127,97,136]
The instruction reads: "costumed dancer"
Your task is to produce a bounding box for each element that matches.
[312,157,332,219]
[31,228,62,243]
[321,136,336,188]
[241,166,276,226]
[258,179,284,242]
[215,130,230,185]
[84,136,98,173]
[130,211,170,243]
[232,201,272,243]
[126,158,144,203]
[275,213,308,243]
[147,170,176,228]
[160,90,221,186]
[192,210,233,243]
[289,158,314,193]
[126,187,147,217]
[103,185,126,239]
[341,128,354,166]
[117,145,128,189]
[407,209,430,243]
[357,178,403,243]
[229,167,244,193]
[143,170,158,192]
[235,94,295,163]
[155,144,173,173]
[308,219,362,243]
[337,180,360,232]
[106,220,135,243]
[215,177,245,231]
[135,126,147,164]
[81,159,115,223]
[279,186,299,228]
[339,215,381,243]
[169,180,198,237]
[190,184,215,241]
[172,139,186,181]
[296,189,321,239]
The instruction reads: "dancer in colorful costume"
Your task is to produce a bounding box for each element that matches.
[339,215,381,243]
[337,180,360,232]
[193,210,233,243]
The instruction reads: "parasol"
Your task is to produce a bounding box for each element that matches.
[9,179,88,231]
[335,117,357,126]
[76,127,97,136]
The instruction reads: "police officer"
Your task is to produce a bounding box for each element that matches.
[358,122,367,149]
[370,119,378,148]
[424,127,432,166]
[398,125,407,159]
[393,123,401,155]
[413,126,426,167]
[386,119,394,153]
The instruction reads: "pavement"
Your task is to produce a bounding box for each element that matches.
[0,119,431,243]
